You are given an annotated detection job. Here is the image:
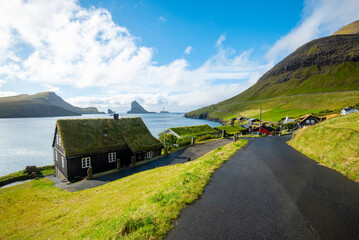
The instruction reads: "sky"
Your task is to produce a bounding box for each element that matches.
[1,0,359,112]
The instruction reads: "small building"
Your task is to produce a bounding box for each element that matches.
[52,116,163,182]
[253,126,275,135]
[248,118,260,126]
[283,115,296,124]
[341,107,359,115]
[297,114,322,128]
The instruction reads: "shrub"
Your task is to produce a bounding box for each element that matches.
[158,133,178,150]
[176,135,193,147]
[24,166,40,175]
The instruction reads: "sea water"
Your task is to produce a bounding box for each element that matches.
[0,113,220,176]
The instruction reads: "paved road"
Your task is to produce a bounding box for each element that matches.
[167,135,359,240]
[58,138,232,192]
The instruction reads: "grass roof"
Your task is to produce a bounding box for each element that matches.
[57,117,162,156]
[215,125,246,134]
[169,124,218,137]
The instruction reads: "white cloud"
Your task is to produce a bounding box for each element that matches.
[1,0,359,112]
[266,0,359,62]
[216,34,226,47]
[158,16,167,22]
[184,46,192,54]
[0,0,268,111]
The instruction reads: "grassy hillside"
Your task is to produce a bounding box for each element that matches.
[0,141,247,239]
[288,112,359,182]
[0,92,103,118]
[186,22,359,122]
[186,90,359,122]
[333,20,359,35]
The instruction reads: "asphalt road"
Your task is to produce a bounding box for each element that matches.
[58,138,232,192]
[166,135,359,240]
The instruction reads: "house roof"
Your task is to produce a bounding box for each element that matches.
[169,124,218,137]
[324,114,340,120]
[298,114,322,123]
[55,117,162,157]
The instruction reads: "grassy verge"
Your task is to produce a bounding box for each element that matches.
[0,165,55,183]
[288,112,359,181]
[0,140,247,239]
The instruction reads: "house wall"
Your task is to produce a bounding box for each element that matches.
[300,116,319,126]
[67,148,133,181]
[53,129,68,180]
[136,148,162,162]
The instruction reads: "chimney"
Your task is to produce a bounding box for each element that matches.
[114,113,119,121]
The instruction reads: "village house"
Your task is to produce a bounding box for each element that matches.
[297,114,323,128]
[341,107,359,115]
[253,125,276,135]
[52,115,163,182]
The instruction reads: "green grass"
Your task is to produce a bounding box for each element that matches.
[170,124,218,137]
[0,165,54,183]
[186,90,359,122]
[216,125,245,134]
[186,60,359,122]
[288,112,359,182]
[0,140,247,239]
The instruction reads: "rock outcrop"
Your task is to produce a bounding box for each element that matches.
[127,101,154,114]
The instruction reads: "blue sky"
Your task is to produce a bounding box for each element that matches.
[1,0,359,112]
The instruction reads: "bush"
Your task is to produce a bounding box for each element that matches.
[24,166,40,175]
[158,133,178,150]
[197,134,213,142]
[176,135,193,147]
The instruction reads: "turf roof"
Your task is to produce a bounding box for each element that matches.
[56,117,162,156]
[169,124,218,137]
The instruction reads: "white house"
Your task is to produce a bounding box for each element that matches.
[341,107,359,115]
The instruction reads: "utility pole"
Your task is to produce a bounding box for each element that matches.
[163,107,166,154]
[259,106,262,135]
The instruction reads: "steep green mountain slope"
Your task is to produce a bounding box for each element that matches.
[0,92,103,118]
[186,21,359,122]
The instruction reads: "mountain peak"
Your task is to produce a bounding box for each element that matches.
[332,20,359,36]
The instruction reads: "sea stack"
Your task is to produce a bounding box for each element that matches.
[127,100,155,114]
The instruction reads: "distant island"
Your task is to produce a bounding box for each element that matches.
[108,109,114,114]
[127,100,155,114]
[0,91,104,118]
[160,110,169,113]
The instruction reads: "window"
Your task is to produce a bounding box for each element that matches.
[306,119,310,123]
[61,156,65,168]
[54,151,57,161]
[147,151,153,159]
[57,133,62,147]
[311,120,315,124]
[82,157,91,168]
[108,152,116,163]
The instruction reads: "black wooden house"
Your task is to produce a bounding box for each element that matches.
[52,116,163,182]
[297,114,323,128]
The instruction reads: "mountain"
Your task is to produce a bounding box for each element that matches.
[0,91,104,118]
[185,20,359,122]
[127,100,155,114]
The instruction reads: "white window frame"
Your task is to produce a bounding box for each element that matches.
[61,156,65,168]
[306,119,310,123]
[108,152,116,163]
[311,120,315,124]
[82,157,91,168]
[147,151,153,159]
